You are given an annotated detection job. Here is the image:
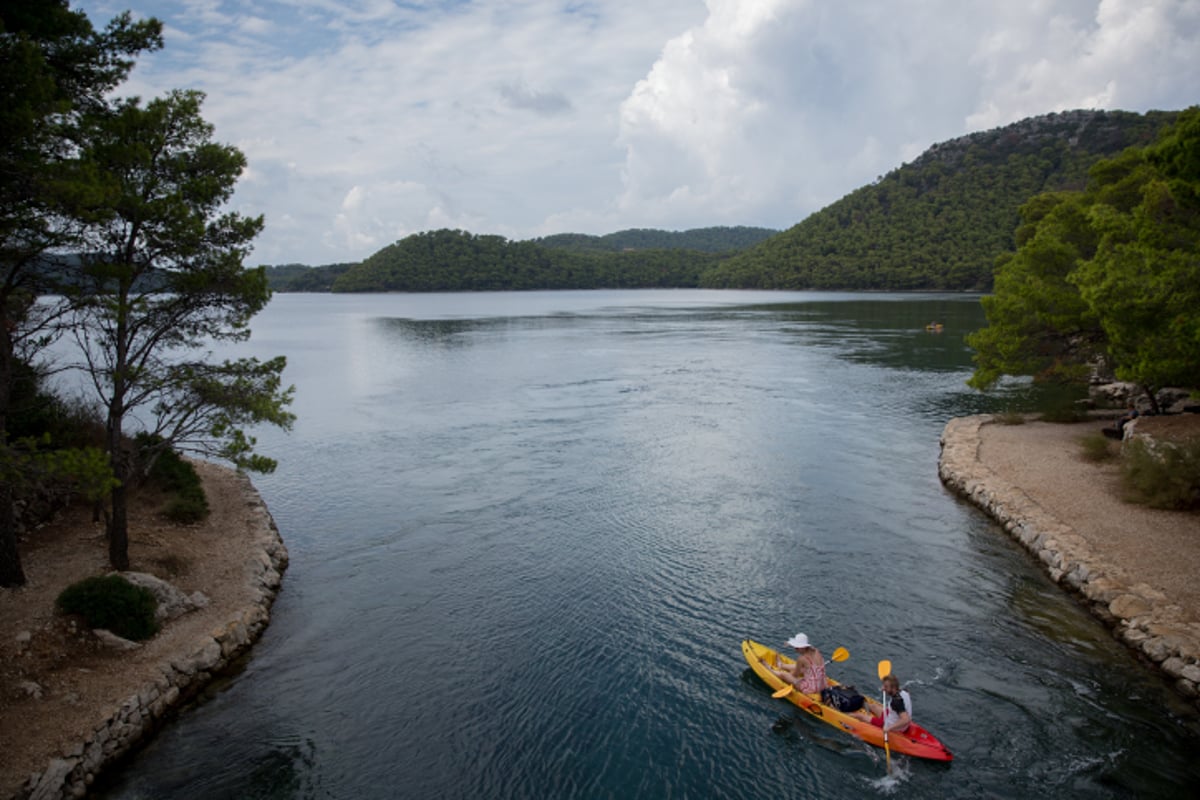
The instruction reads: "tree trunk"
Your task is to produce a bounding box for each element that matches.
[107,480,129,571]
[0,318,26,587]
[1142,384,1161,415]
[0,484,26,588]
[105,399,130,571]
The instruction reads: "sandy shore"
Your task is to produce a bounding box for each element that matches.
[939,414,1200,703]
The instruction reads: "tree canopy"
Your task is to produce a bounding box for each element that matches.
[0,0,162,587]
[533,226,778,254]
[264,227,770,293]
[968,107,1200,407]
[72,88,293,570]
[326,229,725,293]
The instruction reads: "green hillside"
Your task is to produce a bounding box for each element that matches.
[266,226,768,292]
[534,226,778,253]
[268,110,1183,294]
[262,262,353,292]
[700,109,1179,290]
[329,229,724,292]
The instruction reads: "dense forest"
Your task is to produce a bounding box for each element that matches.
[968,107,1200,413]
[327,230,727,292]
[265,226,766,292]
[702,109,1178,290]
[263,109,1179,293]
[262,262,354,292]
[532,226,778,253]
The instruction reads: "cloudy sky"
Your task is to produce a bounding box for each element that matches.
[74,0,1199,266]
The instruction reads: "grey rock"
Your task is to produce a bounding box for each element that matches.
[120,571,201,622]
[94,629,141,651]
[29,758,75,800]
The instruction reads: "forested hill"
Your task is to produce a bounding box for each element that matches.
[265,110,1180,293]
[264,226,772,292]
[701,109,1180,291]
[533,226,777,253]
[262,262,354,292]
[327,229,728,292]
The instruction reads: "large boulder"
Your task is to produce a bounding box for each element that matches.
[118,572,209,622]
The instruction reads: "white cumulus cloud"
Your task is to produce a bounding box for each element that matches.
[73,0,1200,264]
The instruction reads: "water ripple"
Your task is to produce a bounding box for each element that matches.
[100,292,1200,800]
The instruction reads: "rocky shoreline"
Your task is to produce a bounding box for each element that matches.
[939,414,1200,707]
[8,469,287,800]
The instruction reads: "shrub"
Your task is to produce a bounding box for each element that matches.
[1121,437,1200,510]
[1039,403,1090,423]
[1078,433,1116,462]
[56,574,159,641]
[995,411,1027,425]
[136,436,210,523]
[1026,379,1092,423]
[164,486,210,524]
[143,440,202,494]
[8,358,105,448]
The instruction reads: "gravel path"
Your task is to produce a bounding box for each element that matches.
[977,418,1200,618]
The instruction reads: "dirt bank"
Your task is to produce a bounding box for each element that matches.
[0,462,286,799]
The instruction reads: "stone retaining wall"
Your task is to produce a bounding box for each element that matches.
[938,415,1200,708]
[19,473,288,800]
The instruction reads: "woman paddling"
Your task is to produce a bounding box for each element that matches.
[770,633,826,695]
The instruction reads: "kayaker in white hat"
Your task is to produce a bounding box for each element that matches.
[770,632,826,695]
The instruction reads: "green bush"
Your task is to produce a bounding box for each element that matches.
[1039,403,1090,423]
[136,435,210,523]
[164,486,210,524]
[56,574,159,641]
[1122,438,1200,510]
[143,440,201,493]
[8,358,105,449]
[1078,433,1117,462]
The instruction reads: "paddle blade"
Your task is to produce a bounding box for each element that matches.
[877,659,892,680]
[772,685,794,698]
[831,647,849,663]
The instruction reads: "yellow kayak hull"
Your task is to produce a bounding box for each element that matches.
[742,639,953,762]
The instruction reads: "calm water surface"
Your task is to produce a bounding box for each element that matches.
[100,291,1200,799]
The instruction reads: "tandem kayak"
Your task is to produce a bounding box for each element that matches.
[742,639,953,762]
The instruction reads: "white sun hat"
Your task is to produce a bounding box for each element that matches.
[786,633,811,649]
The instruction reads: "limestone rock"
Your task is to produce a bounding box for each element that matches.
[1162,657,1187,679]
[94,629,141,651]
[1109,594,1152,620]
[29,758,75,800]
[120,571,202,622]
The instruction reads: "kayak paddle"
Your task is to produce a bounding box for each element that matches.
[771,647,849,698]
[877,659,892,775]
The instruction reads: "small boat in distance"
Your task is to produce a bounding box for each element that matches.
[925,322,944,332]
